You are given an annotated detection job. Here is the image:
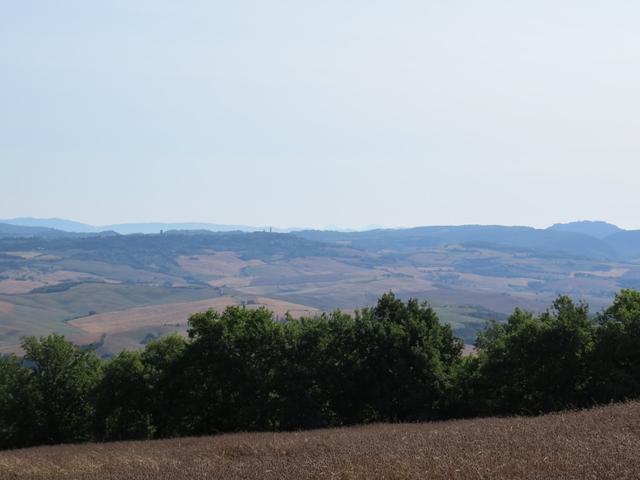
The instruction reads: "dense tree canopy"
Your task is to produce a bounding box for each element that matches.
[591,290,640,402]
[473,297,595,414]
[1,291,640,450]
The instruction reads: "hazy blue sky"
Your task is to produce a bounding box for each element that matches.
[2,1,639,229]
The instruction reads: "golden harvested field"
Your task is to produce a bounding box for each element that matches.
[0,270,97,294]
[0,280,43,295]
[1,402,639,480]
[177,252,264,277]
[0,301,14,315]
[3,251,43,260]
[70,296,319,335]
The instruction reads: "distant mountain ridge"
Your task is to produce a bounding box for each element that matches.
[0,222,118,239]
[1,217,99,233]
[0,218,267,235]
[0,222,72,238]
[295,223,640,261]
[0,218,369,235]
[2,219,640,356]
[547,221,622,239]
[2,218,638,260]
[1,218,629,236]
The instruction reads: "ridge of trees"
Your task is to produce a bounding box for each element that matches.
[1,290,640,450]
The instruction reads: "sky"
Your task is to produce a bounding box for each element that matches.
[2,1,640,230]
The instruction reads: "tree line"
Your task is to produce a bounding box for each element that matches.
[1,290,640,450]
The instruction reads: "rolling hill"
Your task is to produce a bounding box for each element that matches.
[295,225,618,258]
[548,220,622,239]
[1,223,639,356]
[0,223,83,239]
[0,218,269,235]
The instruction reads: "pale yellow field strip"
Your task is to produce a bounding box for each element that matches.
[0,280,44,294]
[70,296,319,335]
[0,343,23,354]
[0,300,15,314]
[0,270,99,295]
[570,267,629,278]
[4,251,43,259]
[177,252,264,276]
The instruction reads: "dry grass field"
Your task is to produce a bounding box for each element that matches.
[2,231,639,355]
[0,280,44,295]
[1,402,639,480]
[70,296,319,335]
[0,301,14,315]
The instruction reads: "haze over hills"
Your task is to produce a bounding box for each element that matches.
[0,218,266,235]
[0,218,393,235]
[0,217,634,237]
[296,223,640,261]
[1,217,639,357]
[548,220,622,239]
[0,222,118,239]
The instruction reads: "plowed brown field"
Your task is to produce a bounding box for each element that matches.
[1,402,639,480]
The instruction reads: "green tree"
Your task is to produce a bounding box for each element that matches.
[275,312,351,429]
[590,289,640,402]
[141,333,188,437]
[182,307,284,434]
[475,297,595,414]
[0,355,38,449]
[7,291,640,451]
[94,350,154,441]
[347,293,463,422]
[22,334,101,445]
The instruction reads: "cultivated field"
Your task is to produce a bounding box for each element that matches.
[67,295,320,354]
[2,231,639,355]
[69,296,318,335]
[1,402,638,480]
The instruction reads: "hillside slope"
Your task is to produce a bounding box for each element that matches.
[2,228,640,354]
[1,401,638,480]
[548,220,622,239]
[0,223,74,239]
[295,225,619,259]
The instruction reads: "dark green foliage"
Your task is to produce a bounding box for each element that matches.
[93,350,153,441]
[590,290,640,402]
[446,355,482,418]
[176,307,284,434]
[3,291,640,451]
[0,355,38,449]
[139,334,188,437]
[273,294,463,428]
[21,334,101,445]
[345,295,463,422]
[473,297,595,414]
[274,313,344,429]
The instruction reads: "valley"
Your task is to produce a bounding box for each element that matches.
[1,223,638,356]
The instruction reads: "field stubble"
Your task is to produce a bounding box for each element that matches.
[1,402,639,479]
